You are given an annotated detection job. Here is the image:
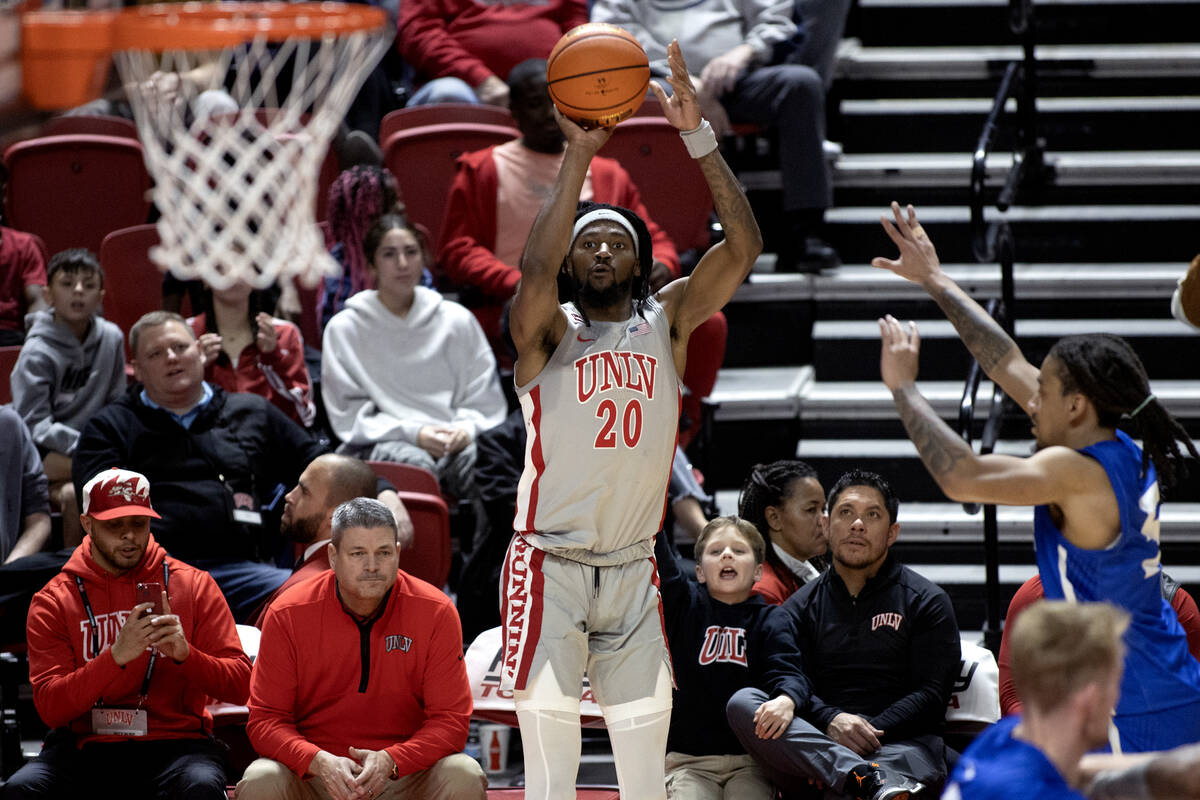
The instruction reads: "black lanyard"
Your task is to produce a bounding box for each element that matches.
[75,561,170,706]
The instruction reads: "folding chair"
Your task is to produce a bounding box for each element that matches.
[3,134,152,256]
[382,123,518,251]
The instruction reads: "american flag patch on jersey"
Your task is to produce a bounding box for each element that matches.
[629,321,651,337]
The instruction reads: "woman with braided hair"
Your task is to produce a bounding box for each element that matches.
[738,460,827,604]
[873,201,1200,753]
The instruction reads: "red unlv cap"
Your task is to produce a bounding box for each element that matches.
[81,468,162,520]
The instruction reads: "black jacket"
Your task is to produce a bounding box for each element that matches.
[74,384,326,563]
[783,553,959,743]
[656,534,811,756]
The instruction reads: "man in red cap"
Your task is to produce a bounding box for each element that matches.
[3,467,251,799]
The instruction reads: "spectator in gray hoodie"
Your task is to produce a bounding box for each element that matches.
[12,248,125,547]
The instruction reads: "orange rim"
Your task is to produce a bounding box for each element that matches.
[21,3,386,55]
[113,2,387,50]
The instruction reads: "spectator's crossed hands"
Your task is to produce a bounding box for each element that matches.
[753,693,796,740]
[827,712,884,757]
[350,747,397,800]
[310,750,363,800]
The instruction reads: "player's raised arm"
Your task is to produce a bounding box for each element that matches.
[653,40,762,341]
[872,202,1040,412]
[511,113,613,383]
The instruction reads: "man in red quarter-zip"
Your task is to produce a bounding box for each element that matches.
[238,497,485,800]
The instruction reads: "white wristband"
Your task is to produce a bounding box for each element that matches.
[680,118,718,159]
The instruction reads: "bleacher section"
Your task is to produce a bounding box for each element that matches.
[3,0,1200,791]
[705,0,1200,636]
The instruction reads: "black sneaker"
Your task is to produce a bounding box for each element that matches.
[846,762,924,800]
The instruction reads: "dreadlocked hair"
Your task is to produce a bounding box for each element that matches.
[1048,334,1198,495]
[738,460,824,575]
[327,165,402,305]
[557,201,653,327]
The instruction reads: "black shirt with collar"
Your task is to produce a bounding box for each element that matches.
[783,553,960,743]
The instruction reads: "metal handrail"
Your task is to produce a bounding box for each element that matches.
[960,0,1054,655]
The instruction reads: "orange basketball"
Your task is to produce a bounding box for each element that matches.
[546,23,650,129]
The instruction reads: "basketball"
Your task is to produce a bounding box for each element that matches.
[546,23,650,129]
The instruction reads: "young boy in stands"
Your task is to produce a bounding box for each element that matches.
[12,248,125,549]
[655,516,810,799]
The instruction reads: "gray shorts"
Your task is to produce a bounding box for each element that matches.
[499,533,671,707]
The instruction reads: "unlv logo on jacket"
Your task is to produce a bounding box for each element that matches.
[79,610,132,660]
[872,612,904,631]
[698,626,747,666]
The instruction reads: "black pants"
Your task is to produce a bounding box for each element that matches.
[2,729,228,799]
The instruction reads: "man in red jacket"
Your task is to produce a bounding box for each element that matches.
[4,467,251,798]
[238,497,485,800]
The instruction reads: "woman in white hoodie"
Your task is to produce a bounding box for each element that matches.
[322,214,507,498]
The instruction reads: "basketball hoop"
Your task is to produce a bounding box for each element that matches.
[22,3,390,290]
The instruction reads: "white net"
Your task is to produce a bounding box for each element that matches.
[113,6,390,290]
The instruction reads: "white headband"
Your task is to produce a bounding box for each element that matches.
[571,209,640,258]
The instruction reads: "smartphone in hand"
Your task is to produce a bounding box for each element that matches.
[136,582,165,617]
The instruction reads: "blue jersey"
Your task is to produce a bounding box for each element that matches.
[1033,430,1200,750]
[941,717,1083,800]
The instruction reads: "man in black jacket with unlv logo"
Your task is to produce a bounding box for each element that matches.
[728,470,960,800]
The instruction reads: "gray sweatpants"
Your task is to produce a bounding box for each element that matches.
[726,688,947,798]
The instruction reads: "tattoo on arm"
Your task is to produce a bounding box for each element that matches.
[697,152,758,249]
[893,385,972,479]
[930,284,1016,371]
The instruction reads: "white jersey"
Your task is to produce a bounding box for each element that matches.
[514,297,680,565]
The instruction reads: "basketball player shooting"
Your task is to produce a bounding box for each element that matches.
[501,40,761,800]
[875,202,1200,752]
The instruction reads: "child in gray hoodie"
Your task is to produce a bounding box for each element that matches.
[12,248,125,547]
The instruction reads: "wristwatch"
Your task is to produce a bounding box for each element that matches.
[389,759,399,781]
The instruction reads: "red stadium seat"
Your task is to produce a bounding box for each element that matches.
[379,103,517,147]
[40,114,139,140]
[599,117,714,252]
[382,123,518,252]
[368,460,442,498]
[0,346,22,404]
[395,490,453,589]
[98,224,164,358]
[3,134,152,257]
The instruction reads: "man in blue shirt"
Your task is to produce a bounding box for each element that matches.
[944,601,1125,800]
[874,201,1200,751]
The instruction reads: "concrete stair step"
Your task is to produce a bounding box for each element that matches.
[837,42,1200,84]
[801,379,1200,421]
[850,0,1199,47]
[736,262,1186,303]
[740,151,1200,199]
[823,204,1200,264]
[834,97,1200,153]
[812,316,1200,380]
[724,262,1188,368]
